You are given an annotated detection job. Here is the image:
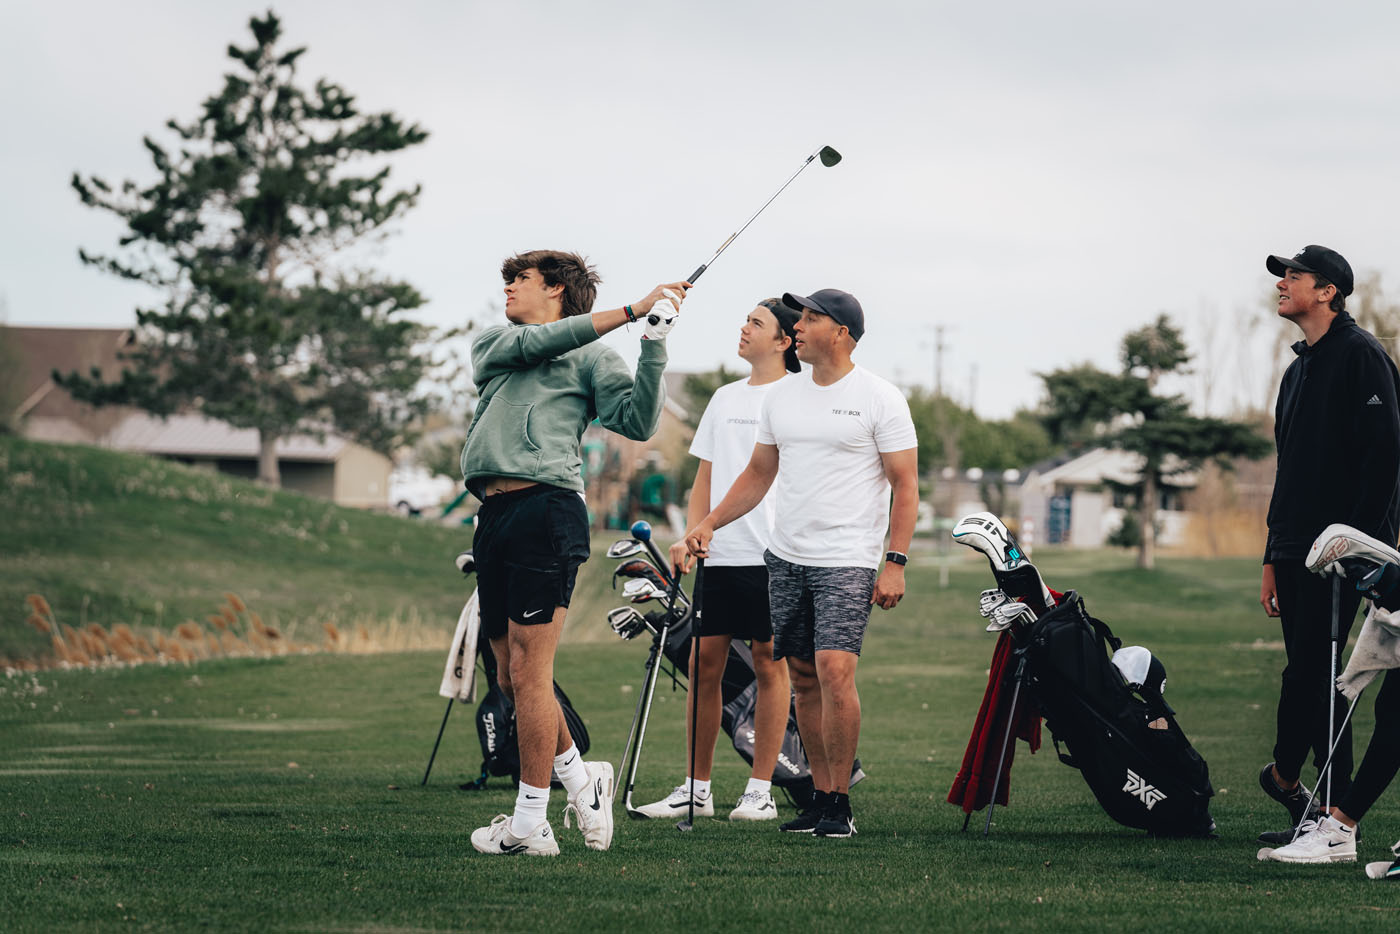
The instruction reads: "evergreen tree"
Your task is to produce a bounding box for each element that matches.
[1039,316,1270,568]
[61,12,433,485]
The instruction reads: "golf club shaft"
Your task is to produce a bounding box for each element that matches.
[1290,689,1363,843]
[1327,575,1340,810]
[621,624,669,815]
[684,150,824,286]
[421,698,455,786]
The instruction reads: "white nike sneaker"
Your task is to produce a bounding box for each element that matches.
[1366,839,1400,880]
[729,789,778,821]
[631,784,714,819]
[563,761,615,851]
[470,814,559,856]
[1306,523,1400,576]
[1259,816,1356,864]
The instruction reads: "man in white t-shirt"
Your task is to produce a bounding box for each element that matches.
[684,289,919,838]
[633,298,800,823]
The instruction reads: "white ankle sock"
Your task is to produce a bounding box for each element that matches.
[510,782,549,837]
[554,744,590,799]
[744,777,772,796]
[687,777,711,799]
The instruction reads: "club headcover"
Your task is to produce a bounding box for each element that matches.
[1112,645,1174,717]
[952,512,1029,572]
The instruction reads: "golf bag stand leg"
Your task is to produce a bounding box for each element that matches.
[983,653,1028,836]
[620,622,672,815]
[1326,575,1341,811]
[420,698,455,786]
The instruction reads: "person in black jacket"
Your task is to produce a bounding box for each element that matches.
[1257,244,1400,845]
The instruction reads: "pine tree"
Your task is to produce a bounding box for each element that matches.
[61,12,433,485]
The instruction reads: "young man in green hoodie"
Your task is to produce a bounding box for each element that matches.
[464,250,688,856]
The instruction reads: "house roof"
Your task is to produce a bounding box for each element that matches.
[104,412,349,462]
[1033,446,1196,488]
[6,326,133,419]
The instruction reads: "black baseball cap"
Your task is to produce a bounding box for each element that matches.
[782,289,865,342]
[1266,245,1353,297]
[757,298,802,373]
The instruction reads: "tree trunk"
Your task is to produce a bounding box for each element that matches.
[257,432,281,487]
[1138,473,1156,570]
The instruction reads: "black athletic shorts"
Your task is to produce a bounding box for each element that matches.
[472,484,590,640]
[698,564,773,642]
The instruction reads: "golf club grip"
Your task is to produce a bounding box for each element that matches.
[686,264,706,287]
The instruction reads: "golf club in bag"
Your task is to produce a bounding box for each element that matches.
[949,512,1215,838]
[609,522,862,816]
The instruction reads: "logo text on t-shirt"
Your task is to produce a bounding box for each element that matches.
[726,417,759,424]
[832,408,861,416]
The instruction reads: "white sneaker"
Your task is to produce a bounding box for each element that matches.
[1366,839,1400,880]
[631,784,714,819]
[1259,816,1356,864]
[470,814,559,856]
[563,761,615,851]
[729,789,778,821]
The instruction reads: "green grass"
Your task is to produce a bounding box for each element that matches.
[3,437,1397,930]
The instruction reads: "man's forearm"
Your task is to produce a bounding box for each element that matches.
[887,478,918,555]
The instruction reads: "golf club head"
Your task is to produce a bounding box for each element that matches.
[818,145,842,167]
[630,520,653,543]
[606,539,645,560]
[621,577,664,602]
[612,558,667,592]
[676,819,694,832]
[607,605,649,640]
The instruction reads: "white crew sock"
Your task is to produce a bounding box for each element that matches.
[687,777,711,799]
[510,781,550,838]
[744,777,772,796]
[554,744,590,799]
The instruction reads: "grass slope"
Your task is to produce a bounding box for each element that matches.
[3,546,1398,930]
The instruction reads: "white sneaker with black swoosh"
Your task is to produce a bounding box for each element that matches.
[470,814,559,856]
[1257,815,1356,863]
[563,760,615,851]
[729,789,778,821]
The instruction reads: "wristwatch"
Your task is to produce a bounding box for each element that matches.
[885,551,908,566]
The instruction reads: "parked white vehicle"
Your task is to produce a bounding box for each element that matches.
[389,465,458,516]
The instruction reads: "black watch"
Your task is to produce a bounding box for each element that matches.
[885,551,908,566]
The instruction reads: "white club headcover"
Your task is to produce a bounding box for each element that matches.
[952,512,1027,571]
[1112,645,1153,689]
[1306,523,1400,576]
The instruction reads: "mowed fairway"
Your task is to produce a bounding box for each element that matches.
[4,546,1398,932]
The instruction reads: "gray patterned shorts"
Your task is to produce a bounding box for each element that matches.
[763,550,877,659]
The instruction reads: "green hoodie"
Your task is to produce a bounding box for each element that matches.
[459,314,667,500]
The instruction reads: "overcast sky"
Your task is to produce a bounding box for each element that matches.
[4,0,1399,418]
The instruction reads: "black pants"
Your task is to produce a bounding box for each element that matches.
[1339,668,1400,821]
[1272,560,1363,795]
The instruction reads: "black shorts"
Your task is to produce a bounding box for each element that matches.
[472,485,590,640]
[698,564,773,642]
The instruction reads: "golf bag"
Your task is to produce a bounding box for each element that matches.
[466,640,590,789]
[659,612,862,807]
[1023,592,1214,836]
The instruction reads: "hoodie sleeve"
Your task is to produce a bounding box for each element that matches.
[1343,342,1400,539]
[591,340,668,441]
[472,316,601,388]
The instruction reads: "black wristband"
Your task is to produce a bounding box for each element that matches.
[885,551,907,566]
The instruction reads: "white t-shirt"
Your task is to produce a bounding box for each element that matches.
[756,365,917,569]
[689,376,786,565]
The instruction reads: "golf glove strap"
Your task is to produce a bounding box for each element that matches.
[978,589,1011,619]
[643,290,681,340]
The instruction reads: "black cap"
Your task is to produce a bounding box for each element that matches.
[782,289,865,342]
[758,298,802,373]
[1266,245,1353,297]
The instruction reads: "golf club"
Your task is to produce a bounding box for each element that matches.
[606,539,647,560]
[651,145,841,323]
[629,520,684,590]
[678,557,705,832]
[1288,689,1365,844]
[1327,575,1340,812]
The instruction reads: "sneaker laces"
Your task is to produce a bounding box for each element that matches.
[736,789,769,807]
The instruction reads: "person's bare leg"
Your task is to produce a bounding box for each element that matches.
[749,638,791,781]
[507,606,567,789]
[814,648,861,794]
[788,655,830,790]
[688,635,730,781]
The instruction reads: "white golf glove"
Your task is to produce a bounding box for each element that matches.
[642,290,682,341]
[978,589,1012,619]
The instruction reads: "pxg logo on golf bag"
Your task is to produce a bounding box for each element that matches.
[1123,768,1168,811]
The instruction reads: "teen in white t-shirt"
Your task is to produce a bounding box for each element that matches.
[634,299,801,823]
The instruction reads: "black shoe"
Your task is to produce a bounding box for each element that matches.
[780,792,829,833]
[1259,762,1315,826]
[813,793,855,838]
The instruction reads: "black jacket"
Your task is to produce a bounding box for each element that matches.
[1265,311,1400,563]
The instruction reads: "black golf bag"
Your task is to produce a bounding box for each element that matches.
[465,639,590,789]
[659,612,862,808]
[1021,592,1214,837]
